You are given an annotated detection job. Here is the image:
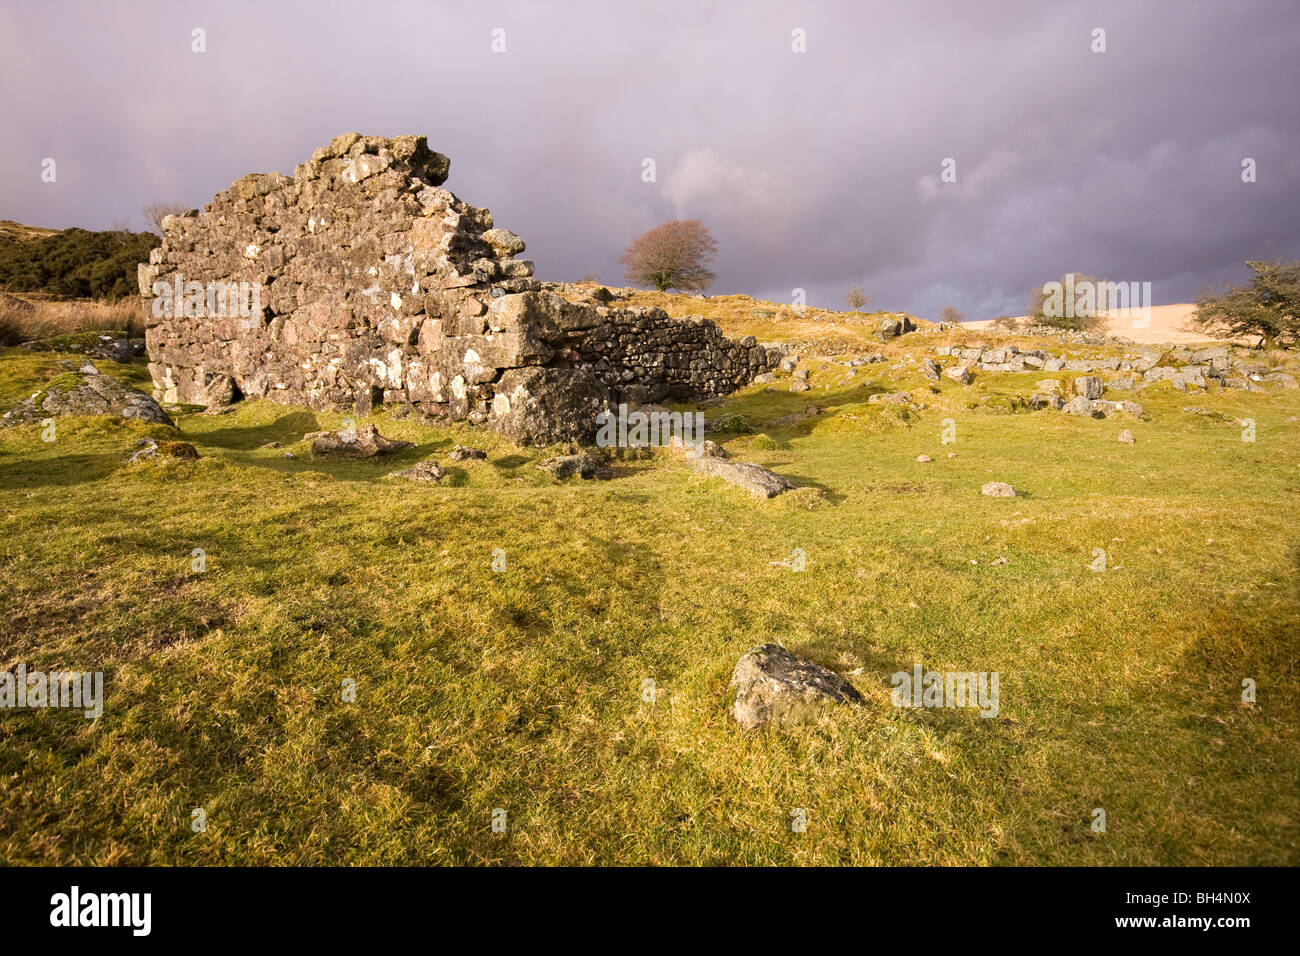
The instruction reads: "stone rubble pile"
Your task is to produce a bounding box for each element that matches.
[930,343,1296,392]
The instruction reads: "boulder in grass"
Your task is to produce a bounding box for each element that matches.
[535,453,612,480]
[448,445,487,461]
[981,481,1016,498]
[1062,396,1103,418]
[2,363,173,428]
[688,453,796,498]
[1073,376,1104,400]
[387,459,446,482]
[309,423,414,459]
[124,438,199,463]
[730,643,863,730]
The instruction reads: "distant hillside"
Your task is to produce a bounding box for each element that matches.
[0,220,61,243]
[0,223,158,301]
[962,303,1228,345]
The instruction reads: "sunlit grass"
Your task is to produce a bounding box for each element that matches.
[0,332,1296,865]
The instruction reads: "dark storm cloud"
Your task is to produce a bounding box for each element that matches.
[2,0,1298,318]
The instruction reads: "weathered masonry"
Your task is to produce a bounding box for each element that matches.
[140,133,778,443]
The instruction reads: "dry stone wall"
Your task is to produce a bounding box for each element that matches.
[140,133,778,444]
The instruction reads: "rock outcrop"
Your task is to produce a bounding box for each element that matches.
[141,133,779,444]
[2,363,173,427]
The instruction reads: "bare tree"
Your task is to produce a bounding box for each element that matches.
[940,305,964,324]
[619,220,717,293]
[845,285,870,311]
[142,203,189,236]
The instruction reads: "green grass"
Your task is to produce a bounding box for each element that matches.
[1,341,1297,865]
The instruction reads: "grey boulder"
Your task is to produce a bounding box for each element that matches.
[2,363,173,427]
[730,643,863,729]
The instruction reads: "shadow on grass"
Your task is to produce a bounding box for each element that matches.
[781,474,847,505]
[491,454,531,469]
[194,411,322,450]
[0,450,122,489]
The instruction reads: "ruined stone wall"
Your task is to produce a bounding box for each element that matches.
[140,133,777,444]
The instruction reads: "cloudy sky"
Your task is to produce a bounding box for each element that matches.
[2,0,1298,318]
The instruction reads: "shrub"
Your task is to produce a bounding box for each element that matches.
[0,227,158,301]
[1192,260,1300,348]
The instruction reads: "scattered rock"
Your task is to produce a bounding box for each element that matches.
[981,481,1016,498]
[193,372,238,407]
[876,315,917,342]
[124,438,199,463]
[729,643,863,730]
[1118,429,1134,444]
[1074,376,1104,400]
[1062,396,1103,418]
[1093,399,1144,418]
[448,445,488,461]
[387,459,446,482]
[688,455,797,498]
[916,454,932,462]
[308,423,414,459]
[535,453,612,480]
[945,365,972,385]
[261,441,283,449]
[2,363,174,427]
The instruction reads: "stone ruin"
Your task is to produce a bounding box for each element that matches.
[139,133,780,444]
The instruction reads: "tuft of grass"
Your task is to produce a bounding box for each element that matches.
[0,292,142,346]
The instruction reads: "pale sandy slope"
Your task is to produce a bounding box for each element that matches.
[962,303,1225,345]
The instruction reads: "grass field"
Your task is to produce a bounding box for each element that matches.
[1,312,1297,865]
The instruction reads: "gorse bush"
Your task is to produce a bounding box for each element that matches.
[1193,260,1300,348]
[0,227,158,301]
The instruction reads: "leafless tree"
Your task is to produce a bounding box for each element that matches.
[845,285,870,311]
[142,203,189,236]
[619,220,717,293]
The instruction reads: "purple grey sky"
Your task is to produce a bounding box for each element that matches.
[2,0,1298,318]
